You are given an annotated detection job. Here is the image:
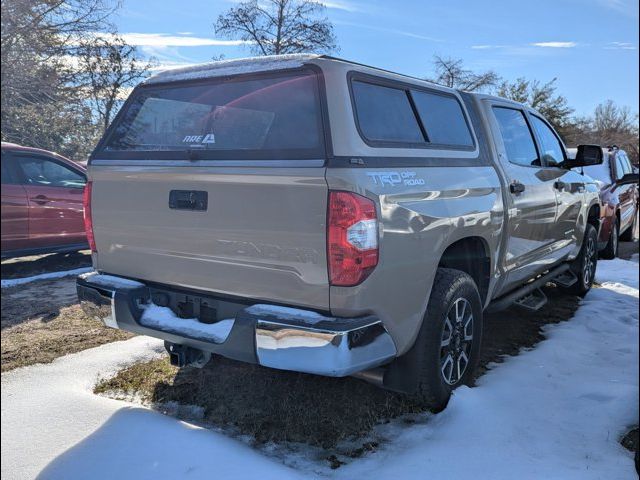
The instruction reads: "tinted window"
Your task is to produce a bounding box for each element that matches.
[530,115,565,167]
[1,156,18,184]
[492,108,539,167]
[411,91,473,147]
[352,81,424,144]
[102,71,323,158]
[16,156,85,188]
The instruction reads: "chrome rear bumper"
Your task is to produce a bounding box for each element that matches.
[77,272,397,377]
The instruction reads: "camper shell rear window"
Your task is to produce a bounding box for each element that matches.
[94,68,326,161]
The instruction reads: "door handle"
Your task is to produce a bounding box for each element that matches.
[33,194,49,205]
[554,181,567,191]
[509,181,525,195]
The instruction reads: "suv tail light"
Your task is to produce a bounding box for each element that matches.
[328,191,378,286]
[83,181,96,252]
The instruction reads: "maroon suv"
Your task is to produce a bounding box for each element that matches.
[1,142,88,258]
[569,146,639,258]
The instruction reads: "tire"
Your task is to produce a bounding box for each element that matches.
[600,219,618,260]
[566,224,598,297]
[409,268,483,411]
[619,213,637,242]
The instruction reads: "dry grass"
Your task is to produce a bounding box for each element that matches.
[1,303,132,372]
[95,356,425,450]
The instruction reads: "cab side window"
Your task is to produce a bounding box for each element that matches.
[492,107,539,167]
[530,115,565,167]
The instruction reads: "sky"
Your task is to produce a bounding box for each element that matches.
[113,0,639,116]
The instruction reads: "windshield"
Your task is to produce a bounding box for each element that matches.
[99,70,324,160]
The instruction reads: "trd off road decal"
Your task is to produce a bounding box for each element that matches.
[367,171,425,187]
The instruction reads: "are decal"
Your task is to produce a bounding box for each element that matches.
[182,134,216,144]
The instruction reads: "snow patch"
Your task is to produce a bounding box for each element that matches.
[81,273,145,289]
[246,304,327,325]
[140,304,234,343]
[1,267,92,288]
[595,257,639,289]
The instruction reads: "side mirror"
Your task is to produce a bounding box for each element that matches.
[563,145,603,169]
[618,172,639,186]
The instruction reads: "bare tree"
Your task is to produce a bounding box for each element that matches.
[0,0,125,159]
[427,56,499,92]
[565,100,639,164]
[76,35,155,132]
[214,0,337,56]
[497,77,574,135]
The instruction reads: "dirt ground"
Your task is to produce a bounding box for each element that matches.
[1,252,132,372]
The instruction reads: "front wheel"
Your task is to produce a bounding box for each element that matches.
[409,268,483,410]
[565,223,598,296]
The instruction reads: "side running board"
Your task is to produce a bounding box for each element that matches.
[487,264,572,313]
[552,270,578,288]
[513,288,547,311]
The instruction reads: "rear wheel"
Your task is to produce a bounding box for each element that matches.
[600,219,618,259]
[409,268,483,410]
[565,224,598,297]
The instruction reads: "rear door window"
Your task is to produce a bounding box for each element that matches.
[492,107,540,167]
[411,91,474,147]
[351,81,424,144]
[99,70,324,160]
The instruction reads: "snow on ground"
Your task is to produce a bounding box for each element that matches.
[1,267,92,288]
[1,259,638,479]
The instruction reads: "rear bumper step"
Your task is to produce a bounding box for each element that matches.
[77,272,397,377]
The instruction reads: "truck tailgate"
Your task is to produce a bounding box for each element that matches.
[91,165,329,310]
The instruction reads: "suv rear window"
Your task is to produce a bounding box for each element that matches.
[350,77,474,149]
[99,70,324,160]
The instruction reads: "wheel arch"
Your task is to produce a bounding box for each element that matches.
[437,236,492,306]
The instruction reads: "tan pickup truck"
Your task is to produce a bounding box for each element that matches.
[78,54,603,410]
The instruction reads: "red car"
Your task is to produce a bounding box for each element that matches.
[569,146,639,258]
[1,142,88,258]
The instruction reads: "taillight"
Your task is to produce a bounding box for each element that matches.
[328,191,378,286]
[83,181,96,252]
